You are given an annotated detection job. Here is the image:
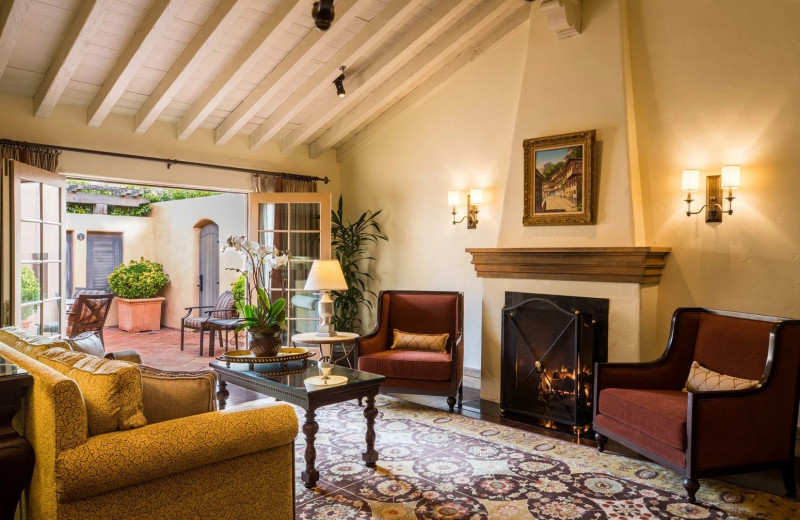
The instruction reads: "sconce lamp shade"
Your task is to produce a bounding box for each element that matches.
[681,170,700,192]
[448,190,460,206]
[469,188,482,205]
[304,260,348,291]
[721,165,740,189]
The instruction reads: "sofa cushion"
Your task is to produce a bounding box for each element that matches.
[0,326,71,357]
[139,366,217,424]
[389,329,448,353]
[684,361,759,392]
[358,350,452,381]
[39,347,147,436]
[597,388,687,450]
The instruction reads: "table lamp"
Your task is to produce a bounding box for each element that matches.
[304,259,348,336]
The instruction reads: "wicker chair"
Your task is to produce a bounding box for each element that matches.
[181,291,237,356]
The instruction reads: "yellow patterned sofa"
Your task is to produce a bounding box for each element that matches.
[2,327,298,520]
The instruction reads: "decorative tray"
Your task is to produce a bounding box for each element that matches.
[217,348,313,369]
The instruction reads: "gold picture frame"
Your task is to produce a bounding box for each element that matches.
[523,130,596,226]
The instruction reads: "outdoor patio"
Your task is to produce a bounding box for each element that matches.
[103,326,263,372]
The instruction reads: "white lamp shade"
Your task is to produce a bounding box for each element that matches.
[447,190,460,206]
[469,188,482,205]
[304,259,348,291]
[721,165,740,189]
[681,170,700,192]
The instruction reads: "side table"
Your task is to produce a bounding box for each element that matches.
[0,360,34,520]
[291,332,359,367]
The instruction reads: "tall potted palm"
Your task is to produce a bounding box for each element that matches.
[107,258,170,333]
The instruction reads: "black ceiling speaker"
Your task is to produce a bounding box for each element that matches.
[312,0,335,31]
[333,66,346,98]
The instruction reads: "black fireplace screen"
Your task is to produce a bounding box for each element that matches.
[501,292,608,434]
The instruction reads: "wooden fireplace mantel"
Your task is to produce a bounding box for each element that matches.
[465,247,671,284]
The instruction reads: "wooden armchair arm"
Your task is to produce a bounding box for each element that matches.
[182,305,215,319]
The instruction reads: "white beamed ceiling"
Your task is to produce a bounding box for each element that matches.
[0,0,530,158]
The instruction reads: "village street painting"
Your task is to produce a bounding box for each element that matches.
[534,145,584,214]
[522,129,595,226]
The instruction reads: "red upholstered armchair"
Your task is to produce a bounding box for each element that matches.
[593,308,800,503]
[355,291,464,412]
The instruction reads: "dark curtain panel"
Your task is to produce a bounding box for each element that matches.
[0,142,60,173]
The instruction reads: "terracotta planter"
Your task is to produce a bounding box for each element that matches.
[116,297,165,333]
[248,330,283,357]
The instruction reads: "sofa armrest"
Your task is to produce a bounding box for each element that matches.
[138,365,218,423]
[594,360,685,392]
[356,332,388,357]
[56,402,298,502]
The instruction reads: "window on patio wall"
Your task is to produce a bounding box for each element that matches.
[249,193,331,347]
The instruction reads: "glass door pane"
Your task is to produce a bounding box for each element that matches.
[13,162,66,337]
[249,193,331,347]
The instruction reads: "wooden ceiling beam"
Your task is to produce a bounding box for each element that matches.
[87,0,186,128]
[213,0,364,146]
[133,0,248,135]
[0,0,31,79]
[247,0,424,151]
[307,0,517,157]
[176,0,306,140]
[337,5,531,161]
[33,0,114,118]
[278,0,476,155]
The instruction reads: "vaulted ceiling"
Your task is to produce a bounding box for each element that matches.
[0,0,530,158]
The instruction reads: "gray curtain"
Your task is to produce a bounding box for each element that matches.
[276,178,317,193]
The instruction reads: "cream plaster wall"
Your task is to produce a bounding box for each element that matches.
[0,94,341,199]
[66,213,155,326]
[150,193,246,329]
[627,0,800,345]
[339,25,529,372]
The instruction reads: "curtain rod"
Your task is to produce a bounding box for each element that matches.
[0,139,329,184]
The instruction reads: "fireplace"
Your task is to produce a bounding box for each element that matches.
[500,292,608,436]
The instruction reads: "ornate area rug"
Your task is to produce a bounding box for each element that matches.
[293,396,798,519]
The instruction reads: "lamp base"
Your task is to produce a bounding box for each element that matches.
[316,324,336,336]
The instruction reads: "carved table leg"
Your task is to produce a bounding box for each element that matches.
[362,393,379,467]
[302,409,320,488]
[216,380,229,410]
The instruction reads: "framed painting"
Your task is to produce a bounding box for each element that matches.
[523,130,596,226]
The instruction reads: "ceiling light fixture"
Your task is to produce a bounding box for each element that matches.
[312,0,335,31]
[333,66,346,98]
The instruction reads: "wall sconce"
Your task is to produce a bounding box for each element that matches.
[448,189,481,229]
[682,165,739,222]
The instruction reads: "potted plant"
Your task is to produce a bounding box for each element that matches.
[331,196,388,333]
[107,258,170,333]
[224,236,289,357]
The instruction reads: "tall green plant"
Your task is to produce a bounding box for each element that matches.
[331,196,388,333]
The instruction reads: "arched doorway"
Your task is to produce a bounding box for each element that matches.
[198,222,220,309]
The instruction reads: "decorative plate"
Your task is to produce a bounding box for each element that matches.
[304,375,348,390]
[218,347,313,369]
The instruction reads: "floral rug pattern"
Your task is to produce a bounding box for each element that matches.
[292,396,798,519]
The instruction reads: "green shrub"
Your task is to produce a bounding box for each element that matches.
[21,266,40,319]
[232,275,246,316]
[107,258,170,299]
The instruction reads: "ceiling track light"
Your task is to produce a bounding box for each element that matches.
[333,66,346,98]
[312,0,335,31]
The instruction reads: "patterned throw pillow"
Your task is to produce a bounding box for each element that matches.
[38,347,147,436]
[389,329,449,353]
[684,361,759,392]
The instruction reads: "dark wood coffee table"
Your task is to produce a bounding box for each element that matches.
[209,359,385,488]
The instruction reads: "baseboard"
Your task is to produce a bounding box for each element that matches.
[463,367,481,390]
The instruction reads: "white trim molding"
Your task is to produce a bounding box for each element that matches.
[541,0,582,39]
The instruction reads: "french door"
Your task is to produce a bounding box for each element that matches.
[248,193,331,346]
[3,160,66,336]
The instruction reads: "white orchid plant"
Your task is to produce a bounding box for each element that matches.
[224,236,290,334]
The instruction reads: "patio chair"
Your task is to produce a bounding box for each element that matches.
[181,291,237,355]
[67,292,115,345]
